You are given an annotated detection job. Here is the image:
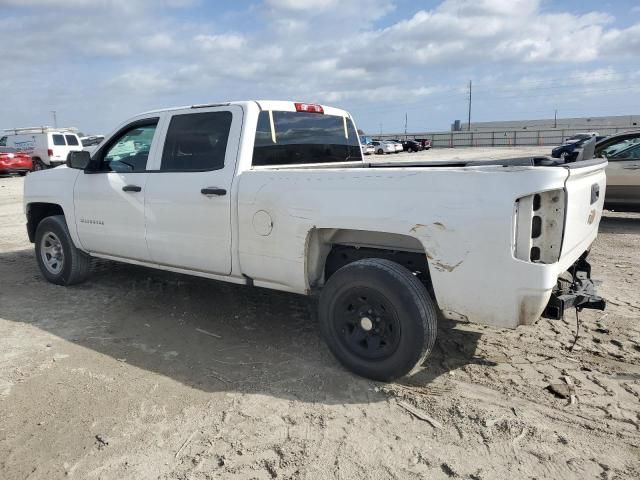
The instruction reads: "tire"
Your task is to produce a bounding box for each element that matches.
[377,149,384,155]
[33,158,46,171]
[318,258,438,381]
[19,171,28,176]
[35,215,90,286]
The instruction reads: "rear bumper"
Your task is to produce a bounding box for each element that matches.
[542,256,606,320]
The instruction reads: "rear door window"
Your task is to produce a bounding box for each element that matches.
[52,134,66,146]
[160,111,232,171]
[253,111,362,166]
[65,135,80,146]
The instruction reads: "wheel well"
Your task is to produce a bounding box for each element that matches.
[306,228,436,300]
[324,245,435,299]
[26,203,64,242]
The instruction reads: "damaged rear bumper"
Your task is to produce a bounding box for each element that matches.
[542,255,606,320]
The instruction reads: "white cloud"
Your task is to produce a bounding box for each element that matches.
[194,34,246,51]
[0,0,639,134]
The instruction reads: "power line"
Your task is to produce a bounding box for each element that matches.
[467,80,472,131]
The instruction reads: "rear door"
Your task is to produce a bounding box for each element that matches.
[143,105,242,274]
[48,133,69,164]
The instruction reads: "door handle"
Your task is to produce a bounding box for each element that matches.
[201,187,227,196]
[122,185,142,192]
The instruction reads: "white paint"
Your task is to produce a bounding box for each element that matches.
[24,100,607,329]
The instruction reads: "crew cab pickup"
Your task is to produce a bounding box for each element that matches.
[23,100,606,381]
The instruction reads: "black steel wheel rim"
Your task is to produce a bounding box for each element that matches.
[332,287,401,360]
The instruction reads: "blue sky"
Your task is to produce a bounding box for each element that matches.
[1,0,639,135]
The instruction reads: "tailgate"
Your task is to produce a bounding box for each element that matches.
[560,159,607,266]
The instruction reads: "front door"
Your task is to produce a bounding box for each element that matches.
[605,143,640,204]
[74,117,162,261]
[144,106,242,274]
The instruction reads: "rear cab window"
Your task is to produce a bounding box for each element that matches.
[252,110,362,166]
[51,134,66,146]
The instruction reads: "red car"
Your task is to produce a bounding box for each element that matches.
[0,147,33,176]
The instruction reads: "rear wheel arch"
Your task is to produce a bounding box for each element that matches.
[305,228,437,302]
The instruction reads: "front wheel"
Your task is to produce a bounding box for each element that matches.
[318,258,438,381]
[35,215,90,285]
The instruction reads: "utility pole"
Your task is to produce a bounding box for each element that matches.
[404,113,407,138]
[379,123,382,136]
[51,111,58,128]
[467,80,472,131]
[554,109,557,128]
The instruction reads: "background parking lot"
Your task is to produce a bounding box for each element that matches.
[1,170,639,479]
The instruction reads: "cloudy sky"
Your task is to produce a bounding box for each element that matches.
[1,0,639,135]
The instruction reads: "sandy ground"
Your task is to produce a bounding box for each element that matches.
[0,170,639,480]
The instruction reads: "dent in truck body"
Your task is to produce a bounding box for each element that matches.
[23,100,607,333]
[236,161,597,329]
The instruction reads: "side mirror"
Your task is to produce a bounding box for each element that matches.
[67,150,91,170]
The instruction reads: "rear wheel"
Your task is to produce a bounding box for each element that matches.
[33,158,46,171]
[35,215,90,285]
[319,258,437,381]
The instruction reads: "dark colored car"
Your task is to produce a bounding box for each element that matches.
[414,138,432,150]
[0,147,33,176]
[551,135,605,160]
[401,140,423,152]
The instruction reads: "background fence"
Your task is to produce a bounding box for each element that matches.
[376,126,633,148]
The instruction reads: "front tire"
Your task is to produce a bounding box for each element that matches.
[35,215,90,285]
[318,258,437,381]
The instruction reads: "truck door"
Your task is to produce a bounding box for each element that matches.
[74,117,163,261]
[143,105,242,274]
[605,143,640,204]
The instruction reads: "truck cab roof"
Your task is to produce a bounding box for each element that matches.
[139,100,352,119]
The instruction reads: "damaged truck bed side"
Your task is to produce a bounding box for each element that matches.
[23,100,606,381]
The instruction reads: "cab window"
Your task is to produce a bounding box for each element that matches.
[100,121,158,172]
[160,111,232,171]
[65,135,80,146]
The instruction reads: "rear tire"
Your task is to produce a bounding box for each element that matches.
[33,158,46,171]
[318,258,438,381]
[35,215,90,285]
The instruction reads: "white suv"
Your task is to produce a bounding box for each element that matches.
[0,127,83,170]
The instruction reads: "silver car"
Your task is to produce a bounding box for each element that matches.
[595,131,640,207]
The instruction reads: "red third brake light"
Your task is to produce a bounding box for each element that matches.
[294,102,324,114]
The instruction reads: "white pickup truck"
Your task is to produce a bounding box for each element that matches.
[23,100,606,381]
